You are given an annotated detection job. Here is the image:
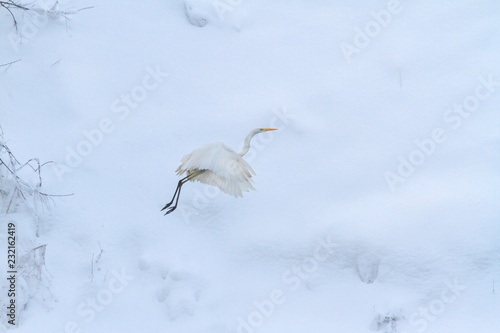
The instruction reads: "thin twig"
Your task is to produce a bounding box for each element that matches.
[0,1,30,30]
[95,242,104,263]
[1,1,29,11]
[1,2,18,29]
[90,253,94,282]
[0,58,21,67]
[77,6,94,12]
[1,138,73,217]
[38,192,74,197]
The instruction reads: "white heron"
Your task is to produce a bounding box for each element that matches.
[161,128,278,215]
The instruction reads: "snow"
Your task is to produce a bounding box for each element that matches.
[1,0,499,332]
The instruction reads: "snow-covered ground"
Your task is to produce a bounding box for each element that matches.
[1,0,499,332]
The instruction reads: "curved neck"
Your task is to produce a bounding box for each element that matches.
[239,128,260,156]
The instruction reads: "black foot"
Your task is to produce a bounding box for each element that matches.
[163,206,177,215]
[161,202,173,211]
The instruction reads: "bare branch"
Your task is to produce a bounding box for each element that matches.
[0,1,30,30]
[0,58,21,67]
[1,136,73,217]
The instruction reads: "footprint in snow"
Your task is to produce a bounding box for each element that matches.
[355,252,381,284]
[157,270,204,320]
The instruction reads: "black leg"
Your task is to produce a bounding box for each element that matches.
[161,170,205,216]
[161,175,189,212]
[161,181,181,211]
[163,180,184,215]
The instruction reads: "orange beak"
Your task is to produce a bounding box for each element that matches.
[263,128,278,131]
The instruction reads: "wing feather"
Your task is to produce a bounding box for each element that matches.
[175,141,256,197]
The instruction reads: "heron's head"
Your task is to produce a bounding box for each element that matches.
[240,128,278,156]
[259,128,278,132]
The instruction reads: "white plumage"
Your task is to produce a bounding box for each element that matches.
[175,141,256,198]
[161,127,277,215]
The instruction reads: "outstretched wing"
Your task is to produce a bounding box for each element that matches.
[175,141,256,197]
